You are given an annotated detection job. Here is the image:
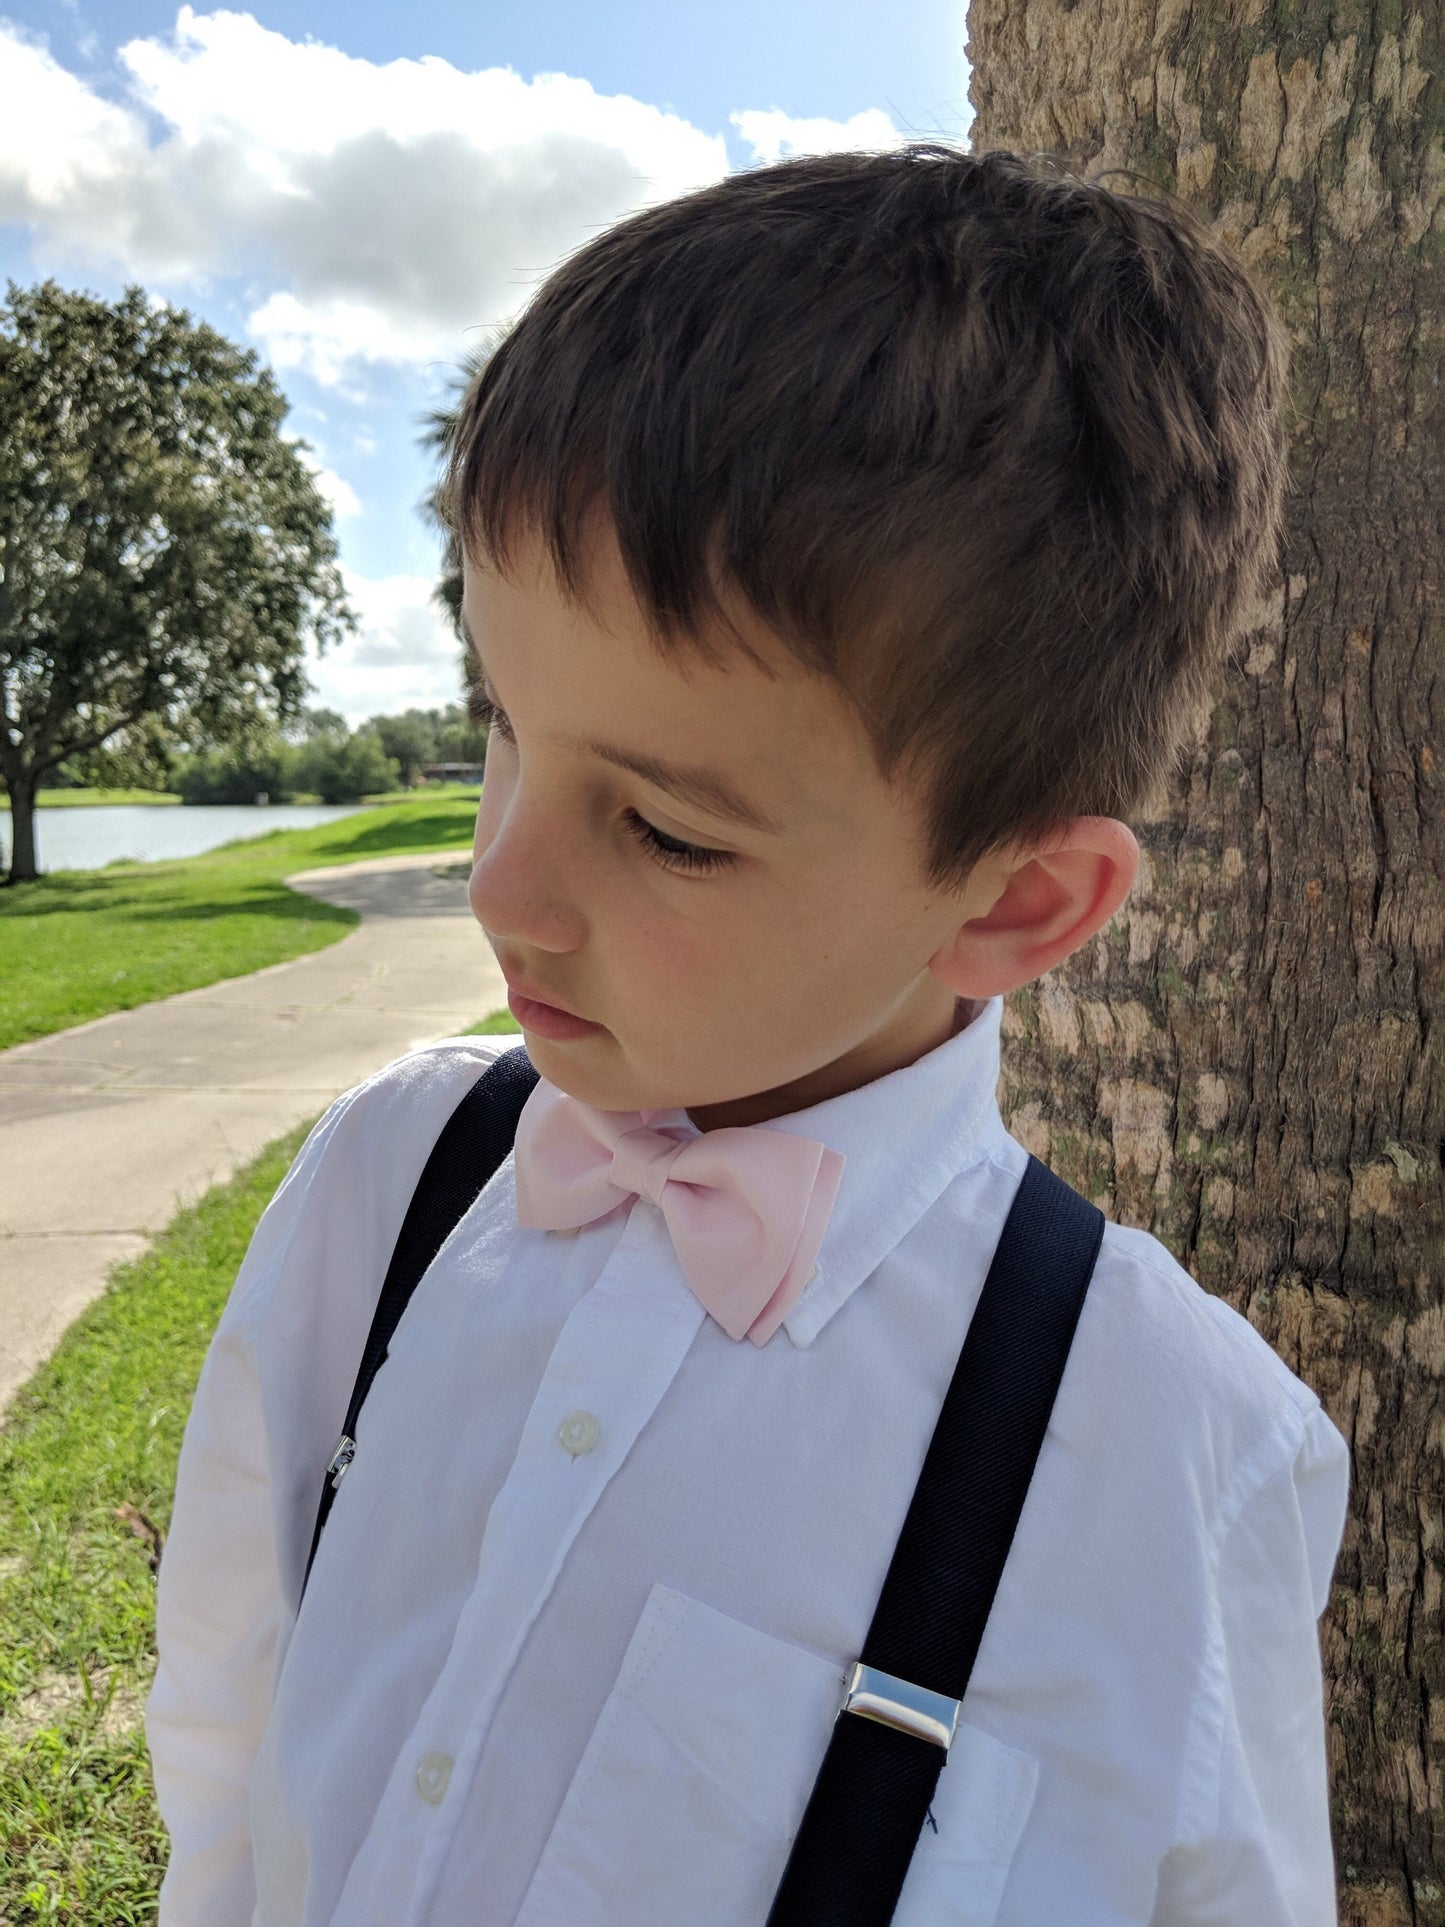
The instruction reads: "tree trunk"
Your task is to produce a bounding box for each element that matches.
[3,771,39,884]
[966,4,1443,1921]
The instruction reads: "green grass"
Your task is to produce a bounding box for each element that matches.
[18,792,183,810]
[355,784,480,806]
[0,1004,514,1920]
[463,1010,522,1035]
[1,783,480,812]
[0,1120,316,1926]
[0,793,479,1052]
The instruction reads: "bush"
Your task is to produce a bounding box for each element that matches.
[171,725,399,806]
[319,730,398,802]
[173,741,292,805]
[289,728,399,803]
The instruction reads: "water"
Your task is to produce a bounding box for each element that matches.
[1,801,366,873]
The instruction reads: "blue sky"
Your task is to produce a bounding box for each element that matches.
[0,2,972,720]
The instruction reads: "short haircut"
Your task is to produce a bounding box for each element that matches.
[447,143,1290,887]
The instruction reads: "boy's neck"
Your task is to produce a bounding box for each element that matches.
[686,992,980,1133]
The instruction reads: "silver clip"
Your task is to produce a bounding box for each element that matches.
[326,1434,356,1490]
[840,1661,960,1751]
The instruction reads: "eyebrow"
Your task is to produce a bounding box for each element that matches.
[462,612,784,836]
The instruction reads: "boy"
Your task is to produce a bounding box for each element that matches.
[147,145,1349,1924]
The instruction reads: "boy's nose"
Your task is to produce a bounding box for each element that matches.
[468,800,586,955]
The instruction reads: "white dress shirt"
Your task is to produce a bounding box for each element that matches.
[146,994,1350,1926]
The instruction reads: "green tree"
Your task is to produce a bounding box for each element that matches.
[433,703,489,768]
[291,705,348,742]
[420,337,504,643]
[0,281,352,882]
[369,709,437,785]
[54,714,179,793]
[313,728,398,804]
[289,715,398,803]
[173,734,292,806]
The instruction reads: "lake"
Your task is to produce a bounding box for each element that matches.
[0,802,366,873]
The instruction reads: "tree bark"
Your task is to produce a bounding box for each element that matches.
[967,3,1443,1920]
[3,771,39,884]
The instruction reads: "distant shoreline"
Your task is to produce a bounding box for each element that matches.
[3,784,481,812]
[1,789,183,810]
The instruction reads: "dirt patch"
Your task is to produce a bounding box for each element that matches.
[3,1664,150,1745]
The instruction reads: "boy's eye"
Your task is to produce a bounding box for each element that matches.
[468,689,513,741]
[622,809,735,876]
[470,690,734,878]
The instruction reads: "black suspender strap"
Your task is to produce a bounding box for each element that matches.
[297,1059,1102,1922]
[766,1153,1105,1926]
[300,1044,538,1600]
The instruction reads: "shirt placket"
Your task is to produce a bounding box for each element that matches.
[332,1203,705,1927]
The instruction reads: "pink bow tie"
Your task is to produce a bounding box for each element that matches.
[512,1080,845,1346]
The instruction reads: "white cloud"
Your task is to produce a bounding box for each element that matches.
[0,23,146,206]
[313,467,362,519]
[289,441,362,518]
[730,108,905,166]
[0,8,729,382]
[307,570,464,723]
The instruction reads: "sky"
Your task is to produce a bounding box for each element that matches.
[0,2,973,722]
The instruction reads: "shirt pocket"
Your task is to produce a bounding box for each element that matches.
[894,1717,1040,1924]
[516,1581,1038,1927]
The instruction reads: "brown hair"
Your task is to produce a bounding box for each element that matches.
[447,143,1290,887]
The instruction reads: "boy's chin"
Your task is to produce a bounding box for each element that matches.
[522,1031,647,1112]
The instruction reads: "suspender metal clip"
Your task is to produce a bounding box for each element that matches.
[327,1433,356,1490]
[839,1662,960,1751]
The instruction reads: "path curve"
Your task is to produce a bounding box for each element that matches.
[0,851,505,1413]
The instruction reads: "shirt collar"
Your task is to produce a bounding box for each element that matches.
[645,995,1009,1348]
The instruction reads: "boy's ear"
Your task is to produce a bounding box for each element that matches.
[929,817,1140,1001]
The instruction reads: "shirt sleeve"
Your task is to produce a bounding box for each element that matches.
[144,1096,353,1927]
[1152,1399,1351,1925]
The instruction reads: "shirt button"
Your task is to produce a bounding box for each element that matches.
[415,1752,453,1805]
[557,1409,600,1457]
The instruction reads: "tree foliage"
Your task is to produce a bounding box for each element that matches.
[419,337,504,644]
[369,704,488,782]
[52,714,179,794]
[171,709,400,805]
[165,702,488,806]
[0,280,352,880]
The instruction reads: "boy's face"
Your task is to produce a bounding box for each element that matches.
[463,520,1022,1130]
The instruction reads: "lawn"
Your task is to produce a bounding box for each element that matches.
[464,1010,524,1036]
[0,1120,313,1924]
[0,792,480,1052]
[0,1000,521,1924]
[18,792,183,809]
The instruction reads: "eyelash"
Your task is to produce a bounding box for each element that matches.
[468,690,736,877]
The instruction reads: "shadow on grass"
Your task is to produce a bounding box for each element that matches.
[293,812,478,859]
[116,893,358,929]
[1,878,358,926]
[0,876,153,917]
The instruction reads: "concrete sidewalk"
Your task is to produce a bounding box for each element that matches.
[0,851,506,1412]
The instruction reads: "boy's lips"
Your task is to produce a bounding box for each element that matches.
[503,972,582,1018]
[506,990,603,1042]
[502,974,603,1041]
